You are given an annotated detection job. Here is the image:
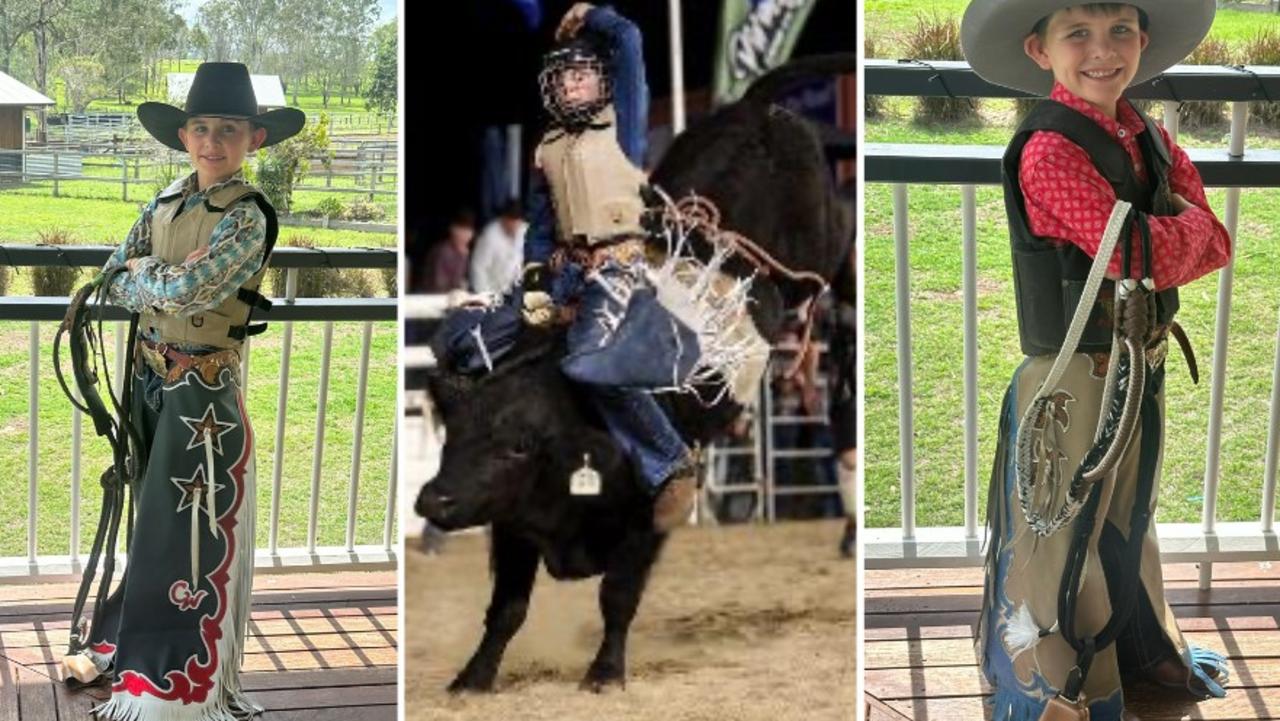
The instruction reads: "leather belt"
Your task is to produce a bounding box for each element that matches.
[138,339,240,385]
[551,236,650,272]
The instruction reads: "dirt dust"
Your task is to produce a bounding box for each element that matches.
[405,519,857,721]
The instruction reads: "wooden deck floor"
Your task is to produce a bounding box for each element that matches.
[866,561,1280,720]
[0,571,396,720]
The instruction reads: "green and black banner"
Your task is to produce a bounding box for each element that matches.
[713,0,819,105]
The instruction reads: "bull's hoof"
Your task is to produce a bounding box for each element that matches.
[579,664,626,693]
[447,670,496,694]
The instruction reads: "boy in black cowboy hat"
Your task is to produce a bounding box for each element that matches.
[61,62,303,721]
[961,2,1231,719]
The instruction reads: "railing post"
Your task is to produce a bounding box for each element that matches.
[383,418,397,550]
[762,363,776,522]
[1163,100,1180,144]
[69,384,83,569]
[962,184,979,540]
[307,320,335,553]
[1200,100,1248,590]
[893,183,916,540]
[121,155,128,202]
[346,321,373,551]
[240,337,251,397]
[1263,303,1280,531]
[269,268,298,556]
[28,322,39,564]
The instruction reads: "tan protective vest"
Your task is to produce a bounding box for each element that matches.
[535,106,648,245]
[139,182,274,349]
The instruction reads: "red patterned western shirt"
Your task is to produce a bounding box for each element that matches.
[1019,83,1231,289]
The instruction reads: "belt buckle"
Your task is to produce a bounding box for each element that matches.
[140,344,168,376]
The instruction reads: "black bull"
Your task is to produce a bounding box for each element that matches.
[417,55,856,693]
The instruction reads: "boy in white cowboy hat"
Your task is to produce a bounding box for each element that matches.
[961,3,1231,720]
[60,62,304,721]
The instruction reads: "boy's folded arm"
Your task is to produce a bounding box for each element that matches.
[104,198,268,316]
[1022,146,1231,291]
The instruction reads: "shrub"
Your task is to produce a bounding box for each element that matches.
[267,235,377,298]
[1178,38,1234,128]
[906,13,979,124]
[1245,28,1280,127]
[380,266,397,297]
[342,199,387,222]
[151,154,184,196]
[255,113,332,214]
[32,229,82,296]
[865,36,884,119]
[310,196,346,219]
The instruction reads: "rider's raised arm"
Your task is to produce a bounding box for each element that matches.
[583,5,648,166]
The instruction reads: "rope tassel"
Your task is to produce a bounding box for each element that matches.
[190,484,200,589]
[204,429,218,537]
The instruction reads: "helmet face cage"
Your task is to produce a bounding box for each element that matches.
[539,49,612,127]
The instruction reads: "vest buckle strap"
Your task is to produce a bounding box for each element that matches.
[228,323,269,341]
[237,288,273,311]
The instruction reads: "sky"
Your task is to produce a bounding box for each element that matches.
[180,0,398,26]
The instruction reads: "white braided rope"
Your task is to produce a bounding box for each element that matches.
[1015,200,1132,536]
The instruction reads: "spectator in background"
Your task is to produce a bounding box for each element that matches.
[423,209,475,293]
[469,199,526,294]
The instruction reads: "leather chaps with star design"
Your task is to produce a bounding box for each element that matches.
[56,277,261,720]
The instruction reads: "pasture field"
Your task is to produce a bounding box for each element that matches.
[406,520,856,721]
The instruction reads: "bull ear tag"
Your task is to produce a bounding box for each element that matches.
[570,453,602,496]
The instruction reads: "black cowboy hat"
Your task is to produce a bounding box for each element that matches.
[137,62,306,152]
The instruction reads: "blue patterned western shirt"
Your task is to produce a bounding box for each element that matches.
[105,171,267,319]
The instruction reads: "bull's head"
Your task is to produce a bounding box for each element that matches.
[415,353,625,531]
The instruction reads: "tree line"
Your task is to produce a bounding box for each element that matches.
[0,0,396,115]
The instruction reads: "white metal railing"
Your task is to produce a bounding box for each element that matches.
[864,61,1280,588]
[0,246,398,582]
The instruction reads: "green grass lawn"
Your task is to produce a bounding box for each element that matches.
[0,190,398,558]
[864,6,1280,531]
[865,1,1276,56]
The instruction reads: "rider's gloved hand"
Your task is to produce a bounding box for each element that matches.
[521,263,555,327]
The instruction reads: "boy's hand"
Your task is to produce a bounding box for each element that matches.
[125,257,142,272]
[556,3,594,41]
[1170,192,1195,214]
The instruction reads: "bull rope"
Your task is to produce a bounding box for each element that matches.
[650,189,830,379]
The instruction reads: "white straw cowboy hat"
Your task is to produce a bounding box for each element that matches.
[960,0,1215,95]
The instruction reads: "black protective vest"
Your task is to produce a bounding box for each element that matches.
[1003,100,1179,356]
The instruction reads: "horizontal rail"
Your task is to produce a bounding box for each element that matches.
[0,244,396,268]
[865,523,1280,568]
[0,546,397,583]
[0,297,395,322]
[866,144,1280,186]
[866,60,1280,101]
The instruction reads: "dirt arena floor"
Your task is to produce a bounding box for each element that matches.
[405,519,857,721]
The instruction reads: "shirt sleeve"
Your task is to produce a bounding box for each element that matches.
[584,5,649,166]
[1020,133,1231,290]
[105,198,268,316]
[104,200,157,270]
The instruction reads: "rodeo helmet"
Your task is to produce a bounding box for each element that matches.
[538,35,612,128]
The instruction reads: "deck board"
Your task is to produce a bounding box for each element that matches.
[0,572,396,721]
[865,561,1280,720]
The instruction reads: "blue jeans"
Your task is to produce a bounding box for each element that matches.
[559,263,689,491]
